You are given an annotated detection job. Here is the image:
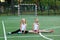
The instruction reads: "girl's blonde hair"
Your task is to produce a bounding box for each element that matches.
[20,18,26,24]
[35,18,39,21]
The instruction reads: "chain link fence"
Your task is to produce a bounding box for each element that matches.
[0,0,60,15]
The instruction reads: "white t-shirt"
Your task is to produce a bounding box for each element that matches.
[21,24,26,31]
[33,23,39,30]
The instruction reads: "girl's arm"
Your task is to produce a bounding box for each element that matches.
[24,24,27,32]
[20,24,22,32]
[32,23,34,31]
[25,24,27,31]
[38,23,39,31]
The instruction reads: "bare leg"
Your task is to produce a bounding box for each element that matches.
[39,30,54,33]
[28,30,39,34]
[29,30,34,33]
[28,30,54,34]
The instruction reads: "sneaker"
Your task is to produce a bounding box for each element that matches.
[8,32,11,35]
[18,32,22,34]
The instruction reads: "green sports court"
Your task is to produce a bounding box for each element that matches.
[0,15,60,40]
[0,0,60,40]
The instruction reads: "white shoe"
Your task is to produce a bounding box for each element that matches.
[8,32,11,35]
[18,32,22,34]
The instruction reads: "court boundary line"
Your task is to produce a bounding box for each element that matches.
[39,33,53,40]
[0,35,60,38]
[44,26,60,30]
[2,20,7,40]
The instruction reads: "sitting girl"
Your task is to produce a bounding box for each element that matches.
[28,18,54,34]
[8,18,28,34]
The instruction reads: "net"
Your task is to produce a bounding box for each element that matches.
[14,4,37,16]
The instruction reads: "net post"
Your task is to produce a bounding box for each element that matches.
[18,4,20,16]
[35,4,37,16]
[18,0,23,16]
[18,0,20,16]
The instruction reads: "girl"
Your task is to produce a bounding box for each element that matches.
[33,18,39,33]
[29,18,54,34]
[20,18,27,33]
[8,18,28,34]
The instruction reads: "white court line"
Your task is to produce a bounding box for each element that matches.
[44,26,60,30]
[38,26,60,40]
[2,20,7,40]
[39,33,53,40]
[0,35,60,38]
[45,35,60,36]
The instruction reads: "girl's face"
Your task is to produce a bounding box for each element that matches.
[21,18,26,24]
[35,18,39,23]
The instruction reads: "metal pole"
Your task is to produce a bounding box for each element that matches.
[35,4,37,16]
[18,0,20,16]
[35,0,38,16]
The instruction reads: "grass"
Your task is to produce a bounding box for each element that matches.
[0,15,60,40]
